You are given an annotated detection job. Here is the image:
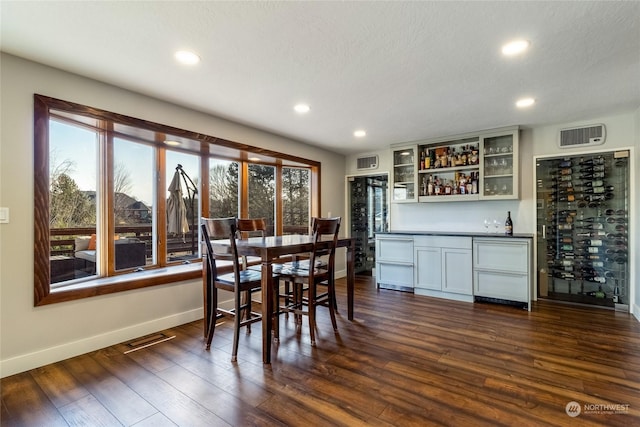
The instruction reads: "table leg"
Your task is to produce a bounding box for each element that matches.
[347,239,355,320]
[261,260,273,364]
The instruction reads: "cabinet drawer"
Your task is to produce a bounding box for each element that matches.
[474,270,528,302]
[376,262,414,288]
[376,237,414,262]
[414,235,471,249]
[473,239,529,273]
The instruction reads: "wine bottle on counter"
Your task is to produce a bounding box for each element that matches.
[505,211,513,236]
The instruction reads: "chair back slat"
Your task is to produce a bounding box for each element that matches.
[309,217,341,274]
[236,218,267,239]
[201,217,240,276]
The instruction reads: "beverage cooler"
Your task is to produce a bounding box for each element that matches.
[536,150,630,310]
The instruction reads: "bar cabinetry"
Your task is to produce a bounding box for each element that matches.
[375,234,414,290]
[392,126,519,203]
[473,238,532,310]
[414,236,473,302]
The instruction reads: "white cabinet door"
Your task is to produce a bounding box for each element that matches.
[442,248,473,295]
[415,246,442,290]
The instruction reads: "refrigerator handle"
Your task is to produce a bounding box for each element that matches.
[542,224,546,239]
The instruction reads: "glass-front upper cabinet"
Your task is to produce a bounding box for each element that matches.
[480,128,519,200]
[391,145,417,203]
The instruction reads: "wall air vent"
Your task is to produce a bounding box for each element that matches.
[558,124,606,148]
[356,155,378,170]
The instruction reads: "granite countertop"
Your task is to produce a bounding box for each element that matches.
[378,230,535,239]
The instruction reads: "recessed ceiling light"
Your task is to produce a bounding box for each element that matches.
[164,140,181,146]
[174,50,200,65]
[354,130,366,138]
[516,97,535,108]
[294,104,310,114]
[248,157,260,162]
[502,40,530,56]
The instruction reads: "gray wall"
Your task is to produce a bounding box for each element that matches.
[0,54,346,377]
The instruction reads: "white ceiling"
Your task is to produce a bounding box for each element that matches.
[2,1,639,155]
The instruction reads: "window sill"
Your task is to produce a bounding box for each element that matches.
[37,262,204,306]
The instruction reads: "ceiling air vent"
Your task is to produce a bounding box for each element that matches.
[356,155,378,170]
[558,124,606,148]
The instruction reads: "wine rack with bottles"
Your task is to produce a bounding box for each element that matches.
[537,151,630,309]
[391,126,519,203]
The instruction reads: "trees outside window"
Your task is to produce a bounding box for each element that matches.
[282,167,310,235]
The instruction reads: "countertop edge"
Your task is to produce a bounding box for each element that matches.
[377,231,535,239]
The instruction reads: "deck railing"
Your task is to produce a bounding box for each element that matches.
[50,225,310,257]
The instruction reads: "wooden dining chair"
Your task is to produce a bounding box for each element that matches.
[201,217,263,361]
[276,217,341,346]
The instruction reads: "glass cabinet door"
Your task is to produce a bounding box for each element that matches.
[536,150,630,310]
[481,131,518,199]
[391,146,417,202]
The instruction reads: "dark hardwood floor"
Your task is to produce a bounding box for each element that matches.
[3,276,640,426]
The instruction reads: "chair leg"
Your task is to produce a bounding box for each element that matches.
[243,291,252,334]
[273,279,280,341]
[284,280,290,319]
[308,281,317,346]
[205,288,218,350]
[294,282,303,326]
[328,280,338,331]
[231,288,241,362]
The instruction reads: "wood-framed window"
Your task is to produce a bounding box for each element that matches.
[34,94,320,306]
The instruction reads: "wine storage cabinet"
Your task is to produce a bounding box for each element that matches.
[535,150,630,310]
[390,126,519,203]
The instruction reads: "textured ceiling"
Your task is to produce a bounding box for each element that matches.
[2,1,639,155]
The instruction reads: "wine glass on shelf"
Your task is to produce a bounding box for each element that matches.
[493,219,500,233]
[484,219,491,233]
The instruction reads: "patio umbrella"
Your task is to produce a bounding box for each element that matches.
[167,169,189,239]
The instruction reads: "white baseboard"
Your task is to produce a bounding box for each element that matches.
[633,302,640,323]
[0,308,202,378]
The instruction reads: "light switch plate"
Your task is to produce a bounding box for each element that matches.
[0,207,9,223]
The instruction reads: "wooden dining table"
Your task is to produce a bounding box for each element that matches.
[206,234,356,364]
